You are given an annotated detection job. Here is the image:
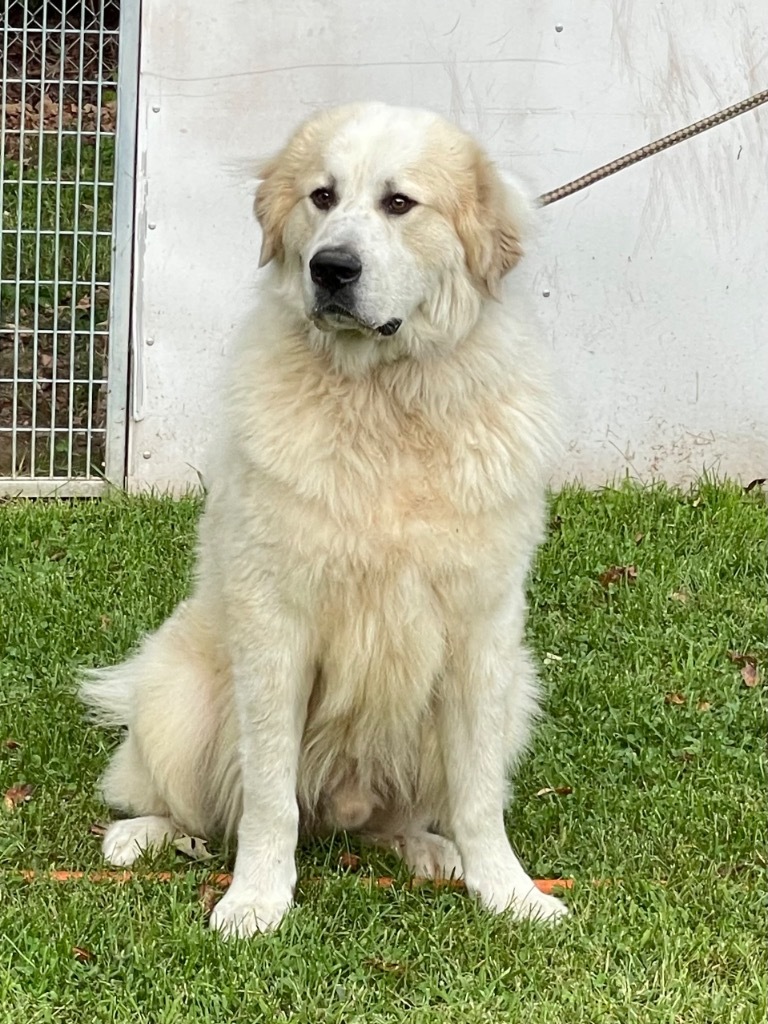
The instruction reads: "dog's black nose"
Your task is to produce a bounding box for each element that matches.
[309,249,362,292]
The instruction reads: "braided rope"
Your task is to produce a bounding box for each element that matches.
[538,89,768,207]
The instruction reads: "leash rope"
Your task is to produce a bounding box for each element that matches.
[538,88,768,207]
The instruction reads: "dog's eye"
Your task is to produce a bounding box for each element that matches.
[383,193,417,216]
[310,187,336,211]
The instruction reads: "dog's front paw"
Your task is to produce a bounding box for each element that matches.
[209,885,293,938]
[469,874,569,924]
[507,885,569,923]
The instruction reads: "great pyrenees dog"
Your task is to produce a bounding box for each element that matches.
[83,102,567,938]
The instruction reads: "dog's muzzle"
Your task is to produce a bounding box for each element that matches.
[309,248,402,337]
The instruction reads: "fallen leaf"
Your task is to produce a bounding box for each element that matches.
[364,957,405,974]
[72,946,93,963]
[664,692,686,706]
[634,532,645,545]
[599,565,638,587]
[3,782,34,811]
[198,881,222,917]
[174,834,213,861]
[727,652,760,686]
[543,651,562,663]
[744,478,766,493]
[697,701,712,712]
[338,851,362,872]
[728,651,756,666]
[89,822,108,837]
[4,738,21,750]
[716,861,760,878]
[670,590,690,603]
[741,663,759,688]
[535,785,573,798]
[99,614,112,630]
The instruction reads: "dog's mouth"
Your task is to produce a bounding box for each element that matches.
[311,302,401,337]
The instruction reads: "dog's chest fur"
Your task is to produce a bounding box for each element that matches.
[232,332,541,565]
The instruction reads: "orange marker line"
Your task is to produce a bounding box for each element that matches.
[15,868,574,893]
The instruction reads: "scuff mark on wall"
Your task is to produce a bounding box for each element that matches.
[609,0,766,255]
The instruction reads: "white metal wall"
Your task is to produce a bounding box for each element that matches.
[129,0,768,491]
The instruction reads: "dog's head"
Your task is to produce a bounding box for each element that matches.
[255,103,532,367]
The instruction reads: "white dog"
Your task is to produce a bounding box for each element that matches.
[83,102,567,938]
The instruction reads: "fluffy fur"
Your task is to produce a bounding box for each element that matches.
[82,102,567,937]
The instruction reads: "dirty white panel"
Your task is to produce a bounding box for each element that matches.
[129,0,768,490]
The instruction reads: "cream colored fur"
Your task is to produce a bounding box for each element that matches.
[82,102,568,937]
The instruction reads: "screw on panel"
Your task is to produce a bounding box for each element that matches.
[555,24,564,32]
[542,289,551,297]
[148,222,157,230]
[151,105,160,112]
[146,337,155,346]
[142,451,152,460]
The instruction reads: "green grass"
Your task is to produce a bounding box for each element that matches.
[0,482,765,1023]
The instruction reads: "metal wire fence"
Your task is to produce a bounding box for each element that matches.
[0,0,126,493]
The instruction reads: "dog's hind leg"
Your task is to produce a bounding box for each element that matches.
[97,729,178,866]
[84,598,237,848]
[100,731,169,817]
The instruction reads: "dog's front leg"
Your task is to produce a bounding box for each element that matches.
[209,613,312,939]
[438,628,568,924]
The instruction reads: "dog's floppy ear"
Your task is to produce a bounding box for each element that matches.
[254,108,350,267]
[455,147,530,299]
[254,152,295,267]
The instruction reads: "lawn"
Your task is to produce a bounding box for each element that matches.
[0,482,765,1023]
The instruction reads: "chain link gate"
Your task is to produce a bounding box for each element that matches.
[0,0,138,496]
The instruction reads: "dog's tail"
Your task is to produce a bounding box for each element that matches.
[80,660,136,728]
